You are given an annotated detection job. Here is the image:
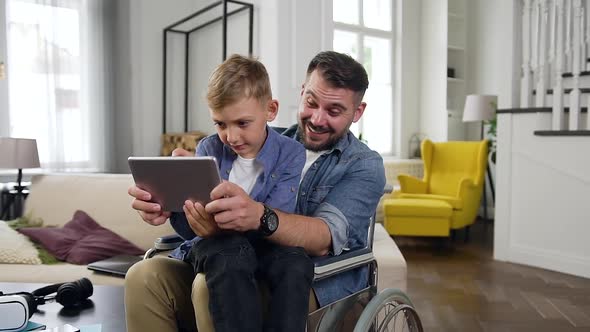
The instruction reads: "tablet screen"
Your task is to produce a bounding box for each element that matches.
[128,156,222,212]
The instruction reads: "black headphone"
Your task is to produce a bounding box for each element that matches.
[1,278,93,318]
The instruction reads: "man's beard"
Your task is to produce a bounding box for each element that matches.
[298,120,345,152]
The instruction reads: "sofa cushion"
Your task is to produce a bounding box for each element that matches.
[0,221,42,264]
[18,210,144,265]
[23,174,175,250]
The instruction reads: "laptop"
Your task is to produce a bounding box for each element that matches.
[87,254,143,277]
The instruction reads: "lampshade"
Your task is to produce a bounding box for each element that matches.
[0,137,40,169]
[462,95,497,122]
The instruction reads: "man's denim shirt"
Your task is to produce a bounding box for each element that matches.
[283,125,386,307]
[169,126,305,261]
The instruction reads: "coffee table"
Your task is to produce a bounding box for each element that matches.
[0,282,125,331]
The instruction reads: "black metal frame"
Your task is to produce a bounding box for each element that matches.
[162,0,254,134]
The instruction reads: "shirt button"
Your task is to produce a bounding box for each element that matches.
[301,192,306,196]
[291,186,296,192]
[271,173,277,179]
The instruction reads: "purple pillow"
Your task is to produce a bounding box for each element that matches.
[18,210,144,265]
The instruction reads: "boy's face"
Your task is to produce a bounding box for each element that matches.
[211,97,278,159]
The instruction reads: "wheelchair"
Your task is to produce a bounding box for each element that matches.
[144,185,423,332]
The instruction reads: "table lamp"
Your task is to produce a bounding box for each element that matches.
[462,95,497,222]
[0,138,40,219]
[0,137,40,190]
[463,94,497,138]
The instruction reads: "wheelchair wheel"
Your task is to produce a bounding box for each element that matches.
[353,288,423,332]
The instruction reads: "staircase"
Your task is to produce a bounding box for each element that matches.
[520,0,590,134]
[494,0,590,284]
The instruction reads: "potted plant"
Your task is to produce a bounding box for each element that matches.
[486,116,497,164]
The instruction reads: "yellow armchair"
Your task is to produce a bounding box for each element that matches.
[384,139,488,236]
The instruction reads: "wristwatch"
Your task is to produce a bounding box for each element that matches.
[259,204,279,236]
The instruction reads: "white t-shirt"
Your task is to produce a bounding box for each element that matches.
[229,155,264,194]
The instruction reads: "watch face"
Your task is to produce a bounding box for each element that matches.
[266,213,279,231]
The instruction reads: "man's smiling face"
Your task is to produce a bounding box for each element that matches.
[297,70,365,151]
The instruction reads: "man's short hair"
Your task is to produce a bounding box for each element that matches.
[207,54,272,111]
[306,51,369,103]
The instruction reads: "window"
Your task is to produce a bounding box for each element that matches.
[333,0,394,155]
[4,0,113,171]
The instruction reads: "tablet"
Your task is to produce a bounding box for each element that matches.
[128,156,222,212]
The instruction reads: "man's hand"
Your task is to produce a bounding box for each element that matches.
[128,185,171,226]
[183,200,220,237]
[205,182,264,232]
[171,148,192,157]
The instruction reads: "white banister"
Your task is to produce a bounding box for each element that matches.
[536,0,550,107]
[570,0,582,130]
[533,0,540,74]
[523,0,534,107]
[520,0,590,131]
[554,0,566,130]
[550,0,557,64]
[586,0,590,71]
[578,4,587,71]
[566,0,573,71]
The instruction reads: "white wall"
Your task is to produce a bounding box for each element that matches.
[128,0,220,158]
[0,0,9,137]
[463,0,521,216]
[463,0,520,141]
[1,0,514,167]
[495,112,590,278]
[419,0,447,142]
[395,0,421,158]
[112,0,133,173]
[126,0,330,158]
[270,0,331,127]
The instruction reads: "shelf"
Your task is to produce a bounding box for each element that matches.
[446,109,462,117]
[448,45,465,51]
[447,77,464,83]
[448,12,464,20]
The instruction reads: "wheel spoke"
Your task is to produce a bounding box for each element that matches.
[353,289,423,332]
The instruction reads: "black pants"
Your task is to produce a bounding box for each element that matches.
[188,232,314,332]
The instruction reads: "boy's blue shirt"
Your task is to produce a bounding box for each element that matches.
[169,126,305,261]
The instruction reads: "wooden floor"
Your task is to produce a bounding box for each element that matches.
[394,220,590,332]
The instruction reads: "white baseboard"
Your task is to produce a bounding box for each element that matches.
[506,244,590,279]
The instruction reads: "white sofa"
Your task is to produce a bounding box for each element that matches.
[0,173,406,292]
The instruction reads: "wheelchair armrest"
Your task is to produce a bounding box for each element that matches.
[312,248,375,281]
[144,234,184,260]
[154,234,184,250]
[311,184,391,281]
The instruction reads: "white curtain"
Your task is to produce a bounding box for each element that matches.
[6,0,114,172]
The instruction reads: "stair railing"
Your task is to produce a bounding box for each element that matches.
[521,0,587,131]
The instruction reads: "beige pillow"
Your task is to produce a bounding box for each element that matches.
[0,221,41,264]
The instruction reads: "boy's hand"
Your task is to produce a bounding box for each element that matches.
[128,185,171,226]
[206,182,265,232]
[183,200,220,237]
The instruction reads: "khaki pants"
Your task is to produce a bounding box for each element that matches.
[125,257,318,332]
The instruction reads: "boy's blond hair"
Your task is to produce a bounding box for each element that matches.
[207,54,272,112]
